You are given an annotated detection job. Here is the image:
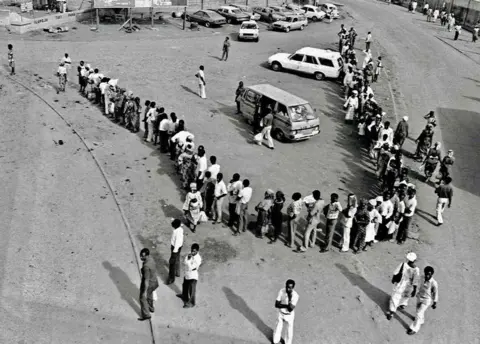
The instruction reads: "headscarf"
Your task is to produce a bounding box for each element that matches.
[189,182,197,190]
[406,252,417,262]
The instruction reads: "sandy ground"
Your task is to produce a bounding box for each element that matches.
[0,0,479,343]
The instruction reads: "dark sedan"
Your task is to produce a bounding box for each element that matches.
[215,6,251,24]
[186,10,227,27]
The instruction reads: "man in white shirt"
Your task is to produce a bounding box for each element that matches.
[145,102,157,143]
[207,155,220,180]
[365,31,372,51]
[195,149,208,189]
[379,121,394,146]
[378,193,394,240]
[179,243,202,308]
[273,279,299,344]
[167,219,184,285]
[159,114,170,153]
[226,173,242,229]
[196,65,206,99]
[213,173,227,224]
[61,53,72,73]
[343,66,354,100]
[397,188,417,244]
[235,179,252,235]
[408,266,438,335]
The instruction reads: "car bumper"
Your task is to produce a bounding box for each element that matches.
[239,33,259,40]
[289,128,320,140]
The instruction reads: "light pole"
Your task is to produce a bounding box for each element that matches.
[462,0,472,25]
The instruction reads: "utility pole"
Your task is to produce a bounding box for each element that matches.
[183,5,186,29]
[463,0,472,25]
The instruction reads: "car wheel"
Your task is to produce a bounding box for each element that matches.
[312,16,317,21]
[274,128,286,142]
[238,34,242,41]
[300,24,305,30]
[314,72,325,80]
[255,37,259,42]
[272,62,282,71]
[226,18,231,24]
[205,21,210,28]
[285,26,290,32]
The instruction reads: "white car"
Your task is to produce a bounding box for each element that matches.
[271,13,308,32]
[267,47,343,80]
[301,5,326,21]
[319,3,340,19]
[238,20,260,42]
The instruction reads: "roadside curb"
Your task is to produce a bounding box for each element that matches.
[435,35,480,66]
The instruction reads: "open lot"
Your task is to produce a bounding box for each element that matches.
[1,0,479,343]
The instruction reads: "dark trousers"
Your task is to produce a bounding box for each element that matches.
[140,284,158,318]
[397,216,412,243]
[170,141,176,160]
[236,100,241,113]
[366,41,371,51]
[237,203,248,233]
[272,217,283,240]
[159,130,169,152]
[168,245,182,283]
[454,31,459,40]
[352,228,366,251]
[205,194,215,217]
[222,49,229,61]
[182,278,197,306]
[323,218,338,250]
[228,202,238,227]
[143,120,149,138]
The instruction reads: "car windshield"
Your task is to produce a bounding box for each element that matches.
[232,9,241,14]
[289,104,315,122]
[284,17,294,22]
[242,23,257,29]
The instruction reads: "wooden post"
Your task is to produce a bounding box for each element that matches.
[183,5,186,29]
[463,0,471,25]
[96,8,99,27]
[129,7,132,29]
[151,7,154,27]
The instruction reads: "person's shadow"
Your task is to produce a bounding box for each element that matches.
[335,263,412,329]
[102,261,141,316]
[222,287,272,340]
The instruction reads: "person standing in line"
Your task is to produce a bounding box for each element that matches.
[178,243,202,308]
[408,266,438,335]
[352,199,370,254]
[364,199,381,250]
[454,24,462,40]
[299,190,324,252]
[273,279,299,344]
[167,219,184,285]
[344,90,359,123]
[200,171,216,219]
[377,192,394,241]
[195,146,208,190]
[196,65,206,99]
[386,252,420,320]
[159,113,170,153]
[7,44,15,76]
[142,100,151,139]
[432,8,439,22]
[207,155,220,180]
[235,81,244,114]
[447,14,455,31]
[57,62,67,93]
[254,190,274,239]
[393,116,409,148]
[321,193,343,253]
[77,60,85,87]
[221,37,230,61]
[411,0,418,12]
[253,108,274,150]
[286,192,302,248]
[365,31,372,51]
[341,193,357,252]
[270,191,286,243]
[435,176,453,226]
[226,173,242,229]
[212,172,227,224]
[396,188,417,244]
[138,248,159,321]
[167,112,178,149]
[235,179,253,235]
[338,24,347,51]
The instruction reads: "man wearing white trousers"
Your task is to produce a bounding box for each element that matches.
[273,279,299,344]
[253,109,274,149]
[408,266,438,335]
[196,65,206,99]
[434,176,453,226]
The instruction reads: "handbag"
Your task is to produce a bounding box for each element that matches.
[392,263,404,284]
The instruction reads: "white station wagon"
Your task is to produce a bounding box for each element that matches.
[301,5,326,21]
[271,13,308,32]
[267,47,343,80]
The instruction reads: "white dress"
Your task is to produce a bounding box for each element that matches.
[365,209,379,242]
[344,96,358,120]
[389,263,420,312]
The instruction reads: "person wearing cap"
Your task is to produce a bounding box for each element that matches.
[321,193,343,252]
[386,252,420,320]
[414,124,435,161]
[183,183,205,233]
[408,266,438,335]
[57,62,67,93]
[254,190,274,238]
[393,116,409,148]
[344,90,359,123]
[167,218,184,285]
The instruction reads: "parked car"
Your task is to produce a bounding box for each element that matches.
[271,13,308,32]
[239,84,320,141]
[301,5,326,21]
[229,4,261,21]
[216,6,250,23]
[267,47,343,80]
[186,10,227,27]
[269,6,295,18]
[238,20,260,42]
[319,3,340,19]
[283,3,303,13]
[252,6,287,23]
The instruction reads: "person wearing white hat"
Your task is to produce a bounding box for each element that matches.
[183,182,205,233]
[344,90,358,123]
[393,116,409,148]
[364,199,381,249]
[386,252,420,320]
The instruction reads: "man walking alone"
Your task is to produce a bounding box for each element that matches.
[434,176,453,226]
[196,65,206,99]
[221,37,230,61]
[138,248,159,321]
[273,279,299,344]
[408,266,438,335]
